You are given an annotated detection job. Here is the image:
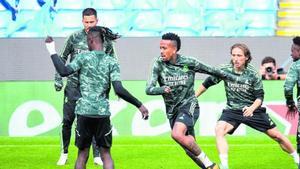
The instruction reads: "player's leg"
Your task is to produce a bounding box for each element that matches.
[297,116,300,169]
[57,94,76,165]
[95,117,114,169]
[172,122,218,169]
[100,147,114,169]
[215,109,241,169]
[245,108,299,165]
[75,115,93,169]
[171,103,218,169]
[75,147,90,169]
[215,121,234,169]
[92,137,103,165]
[266,128,299,164]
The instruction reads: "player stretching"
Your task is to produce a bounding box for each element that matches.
[196,43,299,169]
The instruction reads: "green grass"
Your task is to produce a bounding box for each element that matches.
[0,136,297,169]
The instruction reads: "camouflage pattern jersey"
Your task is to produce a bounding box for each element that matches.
[55,29,115,100]
[146,54,245,119]
[284,59,300,106]
[203,63,264,111]
[67,51,120,116]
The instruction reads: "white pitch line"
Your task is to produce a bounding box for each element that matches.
[0,144,279,148]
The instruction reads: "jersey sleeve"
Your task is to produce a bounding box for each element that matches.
[253,73,264,101]
[110,58,121,81]
[284,62,299,99]
[67,53,84,72]
[145,59,165,95]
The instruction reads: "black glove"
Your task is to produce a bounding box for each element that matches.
[286,99,298,120]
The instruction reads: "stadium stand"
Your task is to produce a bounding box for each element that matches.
[0,0,283,37]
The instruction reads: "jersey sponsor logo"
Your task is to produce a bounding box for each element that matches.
[163,75,188,86]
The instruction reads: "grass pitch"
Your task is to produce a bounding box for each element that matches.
[0,136,297,169]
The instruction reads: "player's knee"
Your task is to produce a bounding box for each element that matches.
[62,119,73,128]
[269,132,283,142]
[171,131,183,142]
[215,125,226,136]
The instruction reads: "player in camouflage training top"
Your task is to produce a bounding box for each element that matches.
[284,36,300,169]
[196,43,298,169]
[145,33,250,169]
[46,26,149,169]
[54,8,119,165]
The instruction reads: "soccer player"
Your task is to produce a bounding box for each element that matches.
[196,43,299,169]
[284,36,300,169]
[54,8,119,165]
[145,32,250,169]
[45,26,149,169]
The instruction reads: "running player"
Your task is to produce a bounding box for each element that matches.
[145,32,249,169]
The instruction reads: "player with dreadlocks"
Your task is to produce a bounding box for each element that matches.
[53,8,120,166]
[45,26,148,169]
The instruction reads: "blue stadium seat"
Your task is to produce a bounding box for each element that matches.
[128,0,161,9]
[205,11,236,29]
[98,10,128,29]
[0,11,11,28]
[0,28,6,37]
[124,29,160,37]
[243,0,278,10]
[92,0,127,10]
[166,11,203,31]
[54,10,82,28]
[8,30,40,37]
[162,27,199,36]
[55,0,86,10]
[17,0,42,10]
[242,28,275,36]
[242,11,276,29]
[205,0,235,10]
[132,10,162,31]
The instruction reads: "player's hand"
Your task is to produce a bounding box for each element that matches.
[54,80,63,91]
[45,36,57,55]
[164,86,171,94]
[286,100,298,120]
[138,105,149,120]
[242,106,254,117]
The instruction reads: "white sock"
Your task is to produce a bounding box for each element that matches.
[197,152,213,168]
[219,154,228,168]
[290,151,299,164]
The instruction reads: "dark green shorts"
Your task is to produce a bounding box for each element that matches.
[75,115,112,149]
[219,107,276,134]
[169,102,200,136]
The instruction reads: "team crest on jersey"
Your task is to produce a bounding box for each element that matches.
[183,65,189,72]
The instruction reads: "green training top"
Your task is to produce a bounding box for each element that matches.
[68,51,120,116]
[146,55,246,119]
[284,59,300,100]
[203,63,264,110]
[55,29,116,88]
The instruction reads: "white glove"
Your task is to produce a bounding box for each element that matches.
[45,37,57,55]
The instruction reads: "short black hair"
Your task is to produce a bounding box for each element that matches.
[162,32,181,51]
[82,8,97,18]
[261,56,276,65]
[293,36,300,46]
[88,26,104,43]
